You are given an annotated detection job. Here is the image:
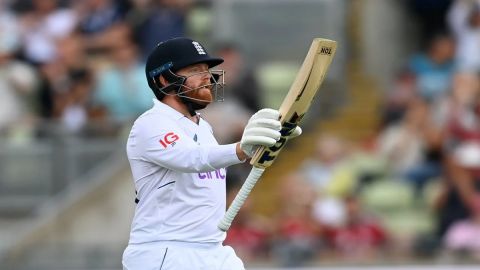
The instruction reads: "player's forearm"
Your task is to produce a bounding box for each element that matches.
[144,143,244,172]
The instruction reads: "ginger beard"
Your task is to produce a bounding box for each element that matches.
[183,77,213,106]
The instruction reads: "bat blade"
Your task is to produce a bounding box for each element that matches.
[251,38,337,168]
[218,38,337,232]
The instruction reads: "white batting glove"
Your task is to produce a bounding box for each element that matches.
[290,126,302,138]
[240,108,282,157]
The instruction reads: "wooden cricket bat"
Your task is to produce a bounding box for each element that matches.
[218,38,337,232]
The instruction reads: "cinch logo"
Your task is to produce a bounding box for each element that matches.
[198,169,226,180]
[192,41,206,55]
[320,46,332,55]
[159,132,179,148]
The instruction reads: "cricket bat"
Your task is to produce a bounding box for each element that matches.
[218,38,337,232]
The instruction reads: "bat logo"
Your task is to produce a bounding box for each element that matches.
[257,112,304,165]
[320,46,332,55]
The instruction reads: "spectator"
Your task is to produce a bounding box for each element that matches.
[325,195,388,262]
[76,0,124,34]
[0,20,39,138]
[19,0,77,64]
[36,33,94,135]
[377,98,443,196]
[300,134,358,197]
[444,212,480,261]
[0,2,20,57]
[271,173,323,267]
[381,69,417,127]
[57,68,93,134]
[74,0,131,55]
[92,38,153,124]
[409,32,456,102]
[128,0,191,59]
[54,34,94,134]
[432,71,480,129]
[435,73,480,238]
[448,0,480,72]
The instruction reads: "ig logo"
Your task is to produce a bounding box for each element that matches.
[159,132,179,148]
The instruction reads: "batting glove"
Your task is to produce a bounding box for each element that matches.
[240,108,282,157]
[290,126,302,138]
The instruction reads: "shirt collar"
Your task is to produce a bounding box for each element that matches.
[152,98,201,121]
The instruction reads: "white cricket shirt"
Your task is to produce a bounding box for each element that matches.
[126,99,243,245]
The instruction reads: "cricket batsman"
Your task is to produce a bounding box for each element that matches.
[121,37,301,270]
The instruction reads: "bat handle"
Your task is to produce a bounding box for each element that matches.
[218,166,265,232]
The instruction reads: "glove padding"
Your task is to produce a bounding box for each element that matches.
[290,126,302,138]
[240,108,282,157]
[240,109,304,157]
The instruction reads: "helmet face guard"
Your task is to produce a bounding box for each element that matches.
[151,68,225,103]
[175,69,225,103]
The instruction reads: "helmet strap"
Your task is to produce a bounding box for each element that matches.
[151,70,183,100]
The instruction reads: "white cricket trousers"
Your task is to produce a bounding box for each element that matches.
[122,241,245,270]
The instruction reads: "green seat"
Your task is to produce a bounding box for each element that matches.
[361,179,414,212]
[383,209,435,236]
[186,7,213,38]
[257,62,300,108]
[361,179,435,236]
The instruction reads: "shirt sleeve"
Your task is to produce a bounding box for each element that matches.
[133,116,243,173]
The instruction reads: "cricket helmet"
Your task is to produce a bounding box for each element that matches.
[145,37,224,99]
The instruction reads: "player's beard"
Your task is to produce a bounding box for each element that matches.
[186,86,213,107]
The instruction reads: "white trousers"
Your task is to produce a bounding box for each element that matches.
[122,241,245,270]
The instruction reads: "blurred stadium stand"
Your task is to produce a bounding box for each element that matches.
[1,137,132,269]
[0,134,122,215]
[4,0,480,269]
[1,1,349,269]
[212,0,347,115]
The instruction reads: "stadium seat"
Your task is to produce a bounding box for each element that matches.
[361,178,414,212]
[257,62,300,108]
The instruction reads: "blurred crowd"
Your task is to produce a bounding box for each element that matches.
[5,0,480,267]
[223,0,480,266]
[381,0,480,262]
[0,0,261,142]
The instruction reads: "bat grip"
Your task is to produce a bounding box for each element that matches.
[218,166,265,232]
